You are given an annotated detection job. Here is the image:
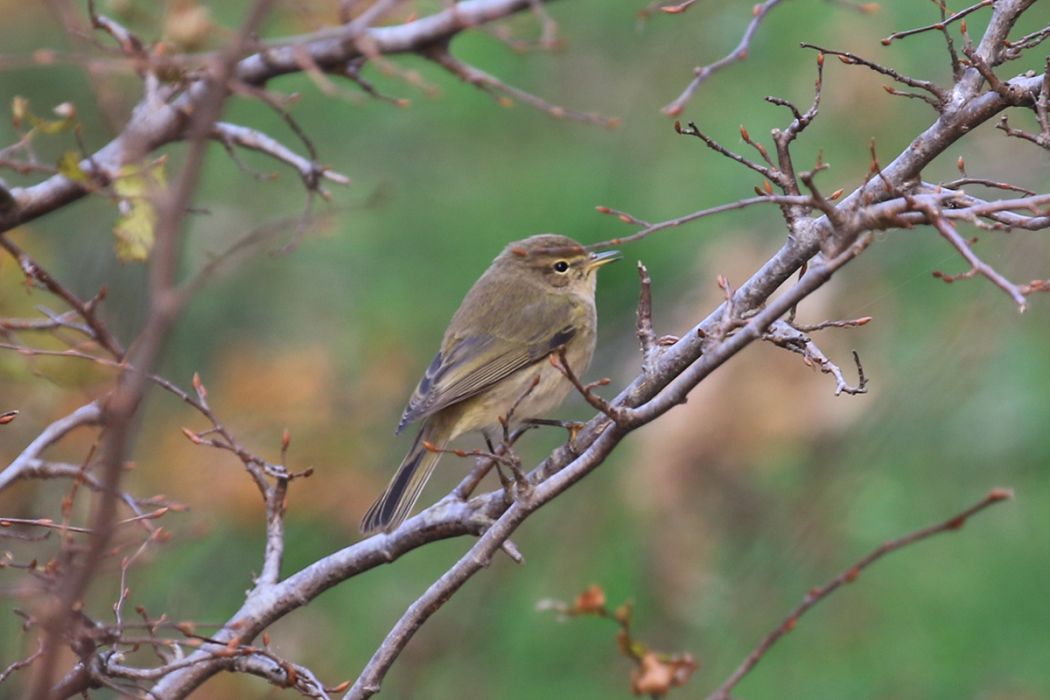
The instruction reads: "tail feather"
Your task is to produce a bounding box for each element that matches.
[361,426,445,534]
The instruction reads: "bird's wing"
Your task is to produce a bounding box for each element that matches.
[396,278,578,433]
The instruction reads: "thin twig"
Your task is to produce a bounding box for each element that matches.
[663,0,787,116]
[764,320,869,396]
[705,488,1013,700]
[881,0,993,45]
[636,261,656,372]
[801,43,945,107]
[424,47,619,128]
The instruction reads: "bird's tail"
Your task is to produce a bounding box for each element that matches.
[360,424,445,534]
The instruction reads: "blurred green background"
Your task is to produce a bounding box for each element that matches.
[1,1,1048,698]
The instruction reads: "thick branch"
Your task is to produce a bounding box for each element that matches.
[0,0,561,235]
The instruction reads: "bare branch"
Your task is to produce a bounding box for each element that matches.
[0,642,43,686]
[924,204,1031,310]
[880,0,993,46]
[550,348,630,425]
[28,4,279,697]
[211,122,351,192]
[764,320,869,396]
[705,488,1013,700]
[800,42,946,107]
[0,402,103,493]
[5,1,1046,697]
[424,46,619,128]
[635,261,656,372]
[0,0,580,235]
[662,0,787,116]
[0,236,125,359]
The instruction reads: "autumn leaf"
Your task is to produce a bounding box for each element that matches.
[572,584,606,614]
[113,159,167,262]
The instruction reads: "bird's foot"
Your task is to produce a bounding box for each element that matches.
[523,418,586,454]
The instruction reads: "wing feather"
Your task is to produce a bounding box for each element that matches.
[396,270,579,432]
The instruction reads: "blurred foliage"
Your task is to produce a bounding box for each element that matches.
[1,1,1049,698]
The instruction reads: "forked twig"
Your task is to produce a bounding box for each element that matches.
[663,0,787,116]
[550,347,629,425]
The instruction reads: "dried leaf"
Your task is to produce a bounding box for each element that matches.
[630,652,698,696]
[572,584,606,614]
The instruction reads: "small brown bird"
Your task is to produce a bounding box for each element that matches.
[361,234,620,534]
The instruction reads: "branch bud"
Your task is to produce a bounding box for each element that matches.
[192,372,207,400]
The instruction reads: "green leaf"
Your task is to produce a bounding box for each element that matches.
[29,113,73,134]
[11,96,75,134]
[112,160,167,263]
[57,151,89,183]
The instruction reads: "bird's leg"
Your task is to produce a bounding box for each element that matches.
[522,418,586,454]
[476,430,509,501]
[485,428,533,502]
[453,426,536,502]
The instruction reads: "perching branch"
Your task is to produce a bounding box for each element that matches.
[1,1,1047,698]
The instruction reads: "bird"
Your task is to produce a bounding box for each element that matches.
[360,234,620,534]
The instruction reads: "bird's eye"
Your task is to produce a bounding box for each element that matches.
[552,260,570,273]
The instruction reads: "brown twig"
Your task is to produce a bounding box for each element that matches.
[705,488,1013,700]
[424,46,619,128]
[880,0,993,46]
[794,316,872,332]
[996,114,1050,150]
[0,236,125,359]
[0,642,44,685]
[538,584,698,697]
[801,43,946,108]
[550,347,629,425]
[764,320,868,396]
[924,206,1030,310]
[636,261,656,372]
[0,402,103,492]
[28,4,279,697]
[211,122,351,192]
[662,0,787,116]
[4,1,1042,697]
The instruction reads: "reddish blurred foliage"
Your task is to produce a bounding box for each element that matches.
[630,651,698,697]
[572,584,606,614]
[544,584,698,698]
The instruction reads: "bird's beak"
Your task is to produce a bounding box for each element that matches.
[585,249,622,271]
